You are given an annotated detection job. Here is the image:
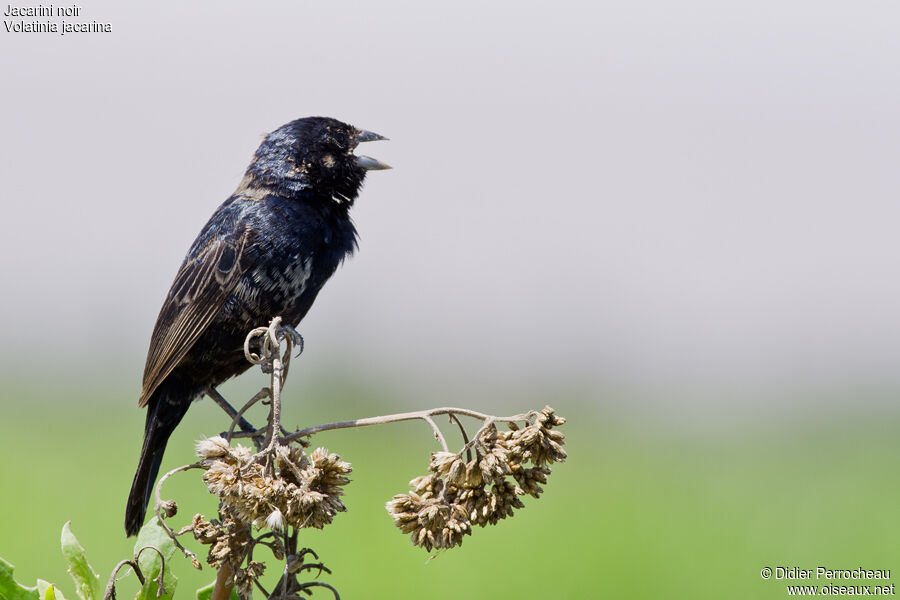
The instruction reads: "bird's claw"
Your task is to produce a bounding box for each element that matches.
[282,325,305,356]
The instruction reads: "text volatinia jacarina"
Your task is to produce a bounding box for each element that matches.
[125,117,390,536]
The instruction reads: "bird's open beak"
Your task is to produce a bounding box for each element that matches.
[355,129,391,170]
[356,155,392,170]
[357,130,388,143]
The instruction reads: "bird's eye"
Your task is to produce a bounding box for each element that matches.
[330,133,348,150]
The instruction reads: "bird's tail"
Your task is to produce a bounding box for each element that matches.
[124,389,190,537]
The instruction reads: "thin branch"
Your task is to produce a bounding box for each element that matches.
[448,413,472,462]
[280,558,290,600]
[295,562,331,578]
[253,578,270,598]
[251,353,283,466]
[461,418,496,456]
[258,349,283,459]
[234,319,538,459]
[224,387,271,443]
[134,546,168,596]
[207,387,256,433]
[103,559,144,600]
[290,581,341,600]
[153,462,204,565]
[243,317,295,466]
[422,415,448,452]
[243,324,273,367]
[281,407,534,446]
[296,548,319,561]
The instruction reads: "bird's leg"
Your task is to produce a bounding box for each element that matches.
[206,386,257,433]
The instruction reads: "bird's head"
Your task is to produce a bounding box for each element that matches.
[245,116,390,205]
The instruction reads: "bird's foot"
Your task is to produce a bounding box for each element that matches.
[281,324,305,356]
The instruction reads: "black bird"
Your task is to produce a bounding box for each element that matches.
[124,116,390,536]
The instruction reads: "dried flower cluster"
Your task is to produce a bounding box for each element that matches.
[196,436,352,530]
[183,437,350,598]
[386,405,566,551]
[191,513,249,566]
[188,512,267,599]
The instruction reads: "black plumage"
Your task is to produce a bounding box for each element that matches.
[124,116,389,536]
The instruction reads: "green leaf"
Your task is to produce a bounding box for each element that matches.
[195,583,238,600]
[133,518,178,600]
[0,558,40,600]
[60,523,100,600]
[36,580,66,600]
[193,584,211,600]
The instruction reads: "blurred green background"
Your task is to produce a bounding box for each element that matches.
[2,372,898,599]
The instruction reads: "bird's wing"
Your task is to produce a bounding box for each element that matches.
[138,224,253,407]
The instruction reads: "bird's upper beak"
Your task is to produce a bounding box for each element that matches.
[355,129,391,170]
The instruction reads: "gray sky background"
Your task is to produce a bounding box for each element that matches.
[1,1,898,414]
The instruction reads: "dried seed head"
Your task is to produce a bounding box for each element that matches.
[536,405,566,428]
[195,436,232,460]
[158,499,178,518]
[386,493,471,551]
[504,408,568,468]
[234,561,265,600]
[446,458,466,487]
[386,493,427,534]
[513,466,551,498]
[409,474,442,495]
[265,509,284,531]
[478,445,511,485]
[270,540,285,561]
[386,406,567,551]
[464,459,484,488]
[199,438,352,531]
[191,514,219,544]
[429,451,461,478]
